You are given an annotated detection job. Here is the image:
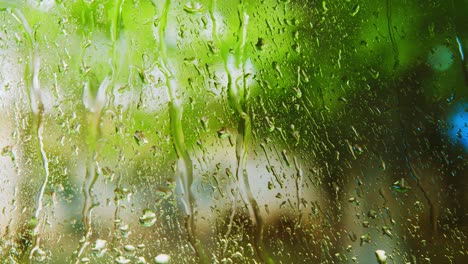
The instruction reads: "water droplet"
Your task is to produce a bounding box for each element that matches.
[134,130,148,146]
[351,4,360,16]
[119,224,130,237]
[375,250,387,264]
[101,166,114,180]
[91,239,107,257]
[382,226,393,237]
[154,254,170,263]
[155,186,172,199]
[392,178,411,193]
[322,1,329,14]
[294,87,302,98]
[183,1,203,14]
[267,181,274,190]
[124,245,136,252]
[414,201,424,210]
[153,17,160,27]
[115,187,132,201]
[231,251,243,260]
[139,209,156,227]
[379,159,386,170]
[31,247,47,262]
[255,38,266,50]
[360,233,371,246]
[217,127,231,139]
[200,116,209,131]
[353,145,364,155]
[1,145,14,160]
[115,256,131,264]
[367,210,378,219]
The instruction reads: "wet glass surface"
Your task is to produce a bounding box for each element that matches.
[0,0,467,263]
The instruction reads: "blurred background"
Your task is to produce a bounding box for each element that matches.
[0,0,467,263]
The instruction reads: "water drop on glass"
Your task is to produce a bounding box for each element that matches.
[375,250,387,264]
[154,254,170,263]
[139,209,157,227]
[183,1,203,14]
[116,256,131,264]
[124,245,136,252]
